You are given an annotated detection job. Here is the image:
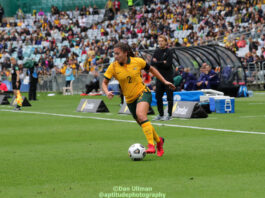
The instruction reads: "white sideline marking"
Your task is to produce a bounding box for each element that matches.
[0,105,12,108]
[1,109,265,135]
[180,117,218,120]
[240,115,265,118]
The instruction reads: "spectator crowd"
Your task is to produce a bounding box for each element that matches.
[0,0,265,91]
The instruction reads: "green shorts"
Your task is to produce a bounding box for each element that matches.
[127,90,152,120]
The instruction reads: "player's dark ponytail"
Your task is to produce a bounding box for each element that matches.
[114,42,135,57]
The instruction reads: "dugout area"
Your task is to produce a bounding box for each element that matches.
[140,45,246,84]
[139,45,246,97]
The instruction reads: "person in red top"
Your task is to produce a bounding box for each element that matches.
[0,80,8,93]
[113,0,121,13]
[237,35,247,48]
[81,48,87,55]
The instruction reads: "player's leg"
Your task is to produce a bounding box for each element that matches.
[13,80,20,110]
[150,117,164,156]
[127,100,153,145]
[29,82,33,100]
[153,81,165,120]
[136,101,155,154]
[137,90,164,154]
[127,100,140,125]
[14,88,21,110]
[152,125,160,143]
[141,90,165,156]
[164,85,173,120]
[137,90,160,142]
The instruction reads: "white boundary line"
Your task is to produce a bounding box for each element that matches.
[1,109,265,135]
[240,115,265,118]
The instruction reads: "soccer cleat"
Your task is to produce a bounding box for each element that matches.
[14,106,21,111]
[152,115,163,121]
[156,137,165,157]
[146,144,156,154]
[162,115,172,121]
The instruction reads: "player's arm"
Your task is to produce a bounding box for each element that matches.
[148,65,176,90]
[102,77,114,99]
[102,63,115,99]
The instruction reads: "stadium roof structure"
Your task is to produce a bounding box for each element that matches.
[139,44,246,85]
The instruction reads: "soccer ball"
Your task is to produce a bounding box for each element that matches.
[128,143,146,161]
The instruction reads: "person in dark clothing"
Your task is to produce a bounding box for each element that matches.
[143,0,151,6]
[182,67,197,91]
[85,71,99,94]
[173,66,184,91]
[0,4,4,23]
[119,84,124,105]
[80,6,86,16]
[11,58,21,110]
[51,6,60,15]
[28,64,39,100]
[58,46,70,58]
[196,63,208,89]
[151,35,174,121]
[248,37,258,52]
[17,46,23,60]
[2,56,11,69]
[205,64,220,90]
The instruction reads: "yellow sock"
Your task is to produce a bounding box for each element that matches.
[152,126,160,143]
[141,121,154,145]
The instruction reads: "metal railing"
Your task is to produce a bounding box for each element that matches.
[201,27,265,46]
[37,73,104,93]
[246,61,265,84]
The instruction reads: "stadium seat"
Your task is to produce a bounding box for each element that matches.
[63,80,73,95]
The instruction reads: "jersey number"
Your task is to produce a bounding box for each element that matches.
[127,76,132,83]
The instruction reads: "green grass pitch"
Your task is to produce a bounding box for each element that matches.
[0,92,265,198]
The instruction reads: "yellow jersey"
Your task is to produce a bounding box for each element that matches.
[104,57,149,104]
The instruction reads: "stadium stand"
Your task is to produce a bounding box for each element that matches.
[0,0,265,93]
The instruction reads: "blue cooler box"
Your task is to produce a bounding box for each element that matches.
[215,98,235,113]
[209,96,230,112]
[209,97,216,112]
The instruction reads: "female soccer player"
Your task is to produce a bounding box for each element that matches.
[102,42,175,157]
